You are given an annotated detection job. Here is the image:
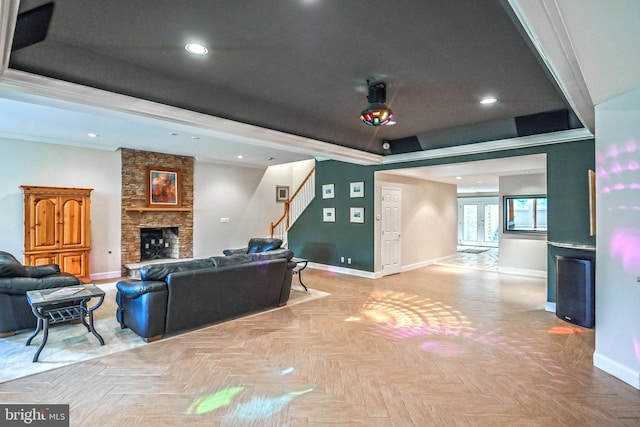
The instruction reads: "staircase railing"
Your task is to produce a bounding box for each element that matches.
[270,167,315,243]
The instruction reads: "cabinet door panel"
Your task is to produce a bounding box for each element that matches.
[60,197,86,247]
[27,252,58,267]
[31,197,58,250]
[59,251,86,278]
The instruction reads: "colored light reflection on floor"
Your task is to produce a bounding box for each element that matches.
[357,289,473,340]
[187,386,244,415]
[547,325,584,335]
[186,367,315,421]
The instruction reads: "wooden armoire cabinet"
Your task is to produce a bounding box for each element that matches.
[21,186,93,281]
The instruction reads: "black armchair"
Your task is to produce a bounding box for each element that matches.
[0,251,82,337]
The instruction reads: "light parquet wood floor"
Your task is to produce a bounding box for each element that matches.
[1,265,639,426]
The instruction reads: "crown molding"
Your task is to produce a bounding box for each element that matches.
[381,127,593,165]
[0,69,383,166]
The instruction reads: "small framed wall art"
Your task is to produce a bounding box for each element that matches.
[276,185,289,202]
[350,207,364,223]
[322,184,335,199]
[323,207,336,222]
[350,182,364,198]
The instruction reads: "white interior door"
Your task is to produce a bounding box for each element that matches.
[458,198,499,247]
[381,187,402,275]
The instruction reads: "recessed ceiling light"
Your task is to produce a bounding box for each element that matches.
[191,136,200,140]
[480,97,497,105]
[456,176,462,180]
[237,155,244,159]
[185,43,208,55]
[87,133,99,138]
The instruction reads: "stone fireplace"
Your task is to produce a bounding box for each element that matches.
[121,148,194,275]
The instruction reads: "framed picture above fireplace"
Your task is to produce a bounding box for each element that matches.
[147,167,181,207]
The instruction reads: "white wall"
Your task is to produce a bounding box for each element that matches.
[593,88,640,389]
[193,159,314,257]
[0,138,122,279]
[0,137,314,279]
[375,172,458,272]
[498,173,547,276]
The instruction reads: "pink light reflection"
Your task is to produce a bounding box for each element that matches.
[360,290,471,340]
[420,339,465,357]
[609,227,640,271]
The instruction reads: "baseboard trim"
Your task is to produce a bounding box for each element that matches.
[308,255,459,279]
[593,351,640,390]
[90,270,123,281]
[307,263,377,279]
[497,267,547,278]
[402,255,457,273]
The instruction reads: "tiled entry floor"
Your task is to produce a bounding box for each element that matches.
[436,245,499,272]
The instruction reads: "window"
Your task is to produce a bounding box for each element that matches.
[504,195,547,233]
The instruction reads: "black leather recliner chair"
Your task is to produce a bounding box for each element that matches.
[0,251,83,337]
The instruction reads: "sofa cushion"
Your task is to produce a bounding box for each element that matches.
[25,264,61,278]
[140,259,213,281]
[0,251,20,264]
[248,249,294,262]
[0,253,29,278]
[222,248,247,256]
[117,279,168,299]
[0,273,80,295]
[210,254,254,267]
[246,238,283,253]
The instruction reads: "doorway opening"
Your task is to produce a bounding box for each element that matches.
[458,197,499,248]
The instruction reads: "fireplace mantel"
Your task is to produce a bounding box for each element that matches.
[125,207,193,217]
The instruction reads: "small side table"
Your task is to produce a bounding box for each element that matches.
[291,257,308,291]
[26,284,105,362]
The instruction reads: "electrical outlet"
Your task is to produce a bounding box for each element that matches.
[347,258,352,264]
[220,217,230,223]
[340,256,345,263]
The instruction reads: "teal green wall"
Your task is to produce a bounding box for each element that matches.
[545,140,596,302]
[546,141,596,246]
[289,139,595,296]
[288,161,376,271]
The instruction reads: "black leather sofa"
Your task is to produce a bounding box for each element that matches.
[116,239,295,342]
[0,251,83,337]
